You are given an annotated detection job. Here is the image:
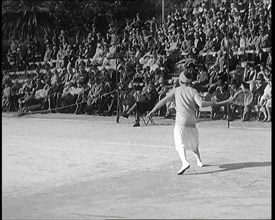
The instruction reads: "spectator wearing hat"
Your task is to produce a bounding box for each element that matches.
[122,75,158,127]
[211,80,230,120]
[251,73,268,98]
[245,64,259,88]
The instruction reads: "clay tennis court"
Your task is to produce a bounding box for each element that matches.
[2,113,271,219]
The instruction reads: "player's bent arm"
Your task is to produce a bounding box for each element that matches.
[147,90,174,117]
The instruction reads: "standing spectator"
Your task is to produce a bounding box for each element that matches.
[44,44,52,62]
[33,37,42,62]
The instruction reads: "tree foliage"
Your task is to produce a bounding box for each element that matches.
[2,0,190,39]
[2,0,54,39]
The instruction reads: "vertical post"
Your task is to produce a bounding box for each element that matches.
[226,0,231,128]
[162,0,165,23]
[115,19,120,123]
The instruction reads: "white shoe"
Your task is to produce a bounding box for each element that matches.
[177,164,190,175]
[197,161,204,167]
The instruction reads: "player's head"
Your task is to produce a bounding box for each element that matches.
[179,69,192,86]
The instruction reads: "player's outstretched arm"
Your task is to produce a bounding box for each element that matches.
[146,90,174,118]
[216,96,234,106]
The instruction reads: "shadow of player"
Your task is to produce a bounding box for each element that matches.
[186,161,271,175]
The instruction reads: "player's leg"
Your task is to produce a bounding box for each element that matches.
[174,125,190,174]
[192,148,204,167]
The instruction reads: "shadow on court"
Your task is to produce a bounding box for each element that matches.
[186,161,271,175]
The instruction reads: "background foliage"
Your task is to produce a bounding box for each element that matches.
[2,0,187,39]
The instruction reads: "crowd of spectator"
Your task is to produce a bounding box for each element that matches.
[2,0,272,124]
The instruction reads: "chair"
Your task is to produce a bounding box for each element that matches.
[197,92,213,118]
[140,114,155,126]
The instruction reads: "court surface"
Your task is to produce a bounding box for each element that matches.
[2,113,271,219]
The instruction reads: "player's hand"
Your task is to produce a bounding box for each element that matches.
[213,101,219,106]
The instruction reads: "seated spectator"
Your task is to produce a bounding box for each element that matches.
[200,34,214,53]
[122,76,158,126]
[243,63,257,83]
[266,48,272,68]
[239,31,248,51]
[2,82,12,111]
[259,75,272,122]
[56,45,65,69]
[90,43,105,66]
[180,32,192,56]
[255,28,269,49]
[50,45,58,62]
[193,31,204,52]
[254,48,267,66]
[211,81,230,119]
[85,76,103,115]
[243,73,268,121]
[192,63,209,92]
[246,29,258,50]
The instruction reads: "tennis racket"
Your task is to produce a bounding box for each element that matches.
[218,89,254,106]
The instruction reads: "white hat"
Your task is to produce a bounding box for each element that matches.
[179,70,192,84]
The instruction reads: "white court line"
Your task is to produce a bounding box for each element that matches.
[3,135,173,149]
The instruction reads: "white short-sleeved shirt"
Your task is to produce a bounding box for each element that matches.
[174,86,203,127]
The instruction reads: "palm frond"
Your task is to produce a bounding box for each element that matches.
[2,0,53,39]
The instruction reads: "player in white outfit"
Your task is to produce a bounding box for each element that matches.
[147,69,216,175]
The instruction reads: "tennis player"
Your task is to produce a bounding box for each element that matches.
[146,70,216,175]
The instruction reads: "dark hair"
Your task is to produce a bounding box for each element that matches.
[184,69,193,80]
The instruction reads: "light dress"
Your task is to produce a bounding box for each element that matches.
[173,86,203,151]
